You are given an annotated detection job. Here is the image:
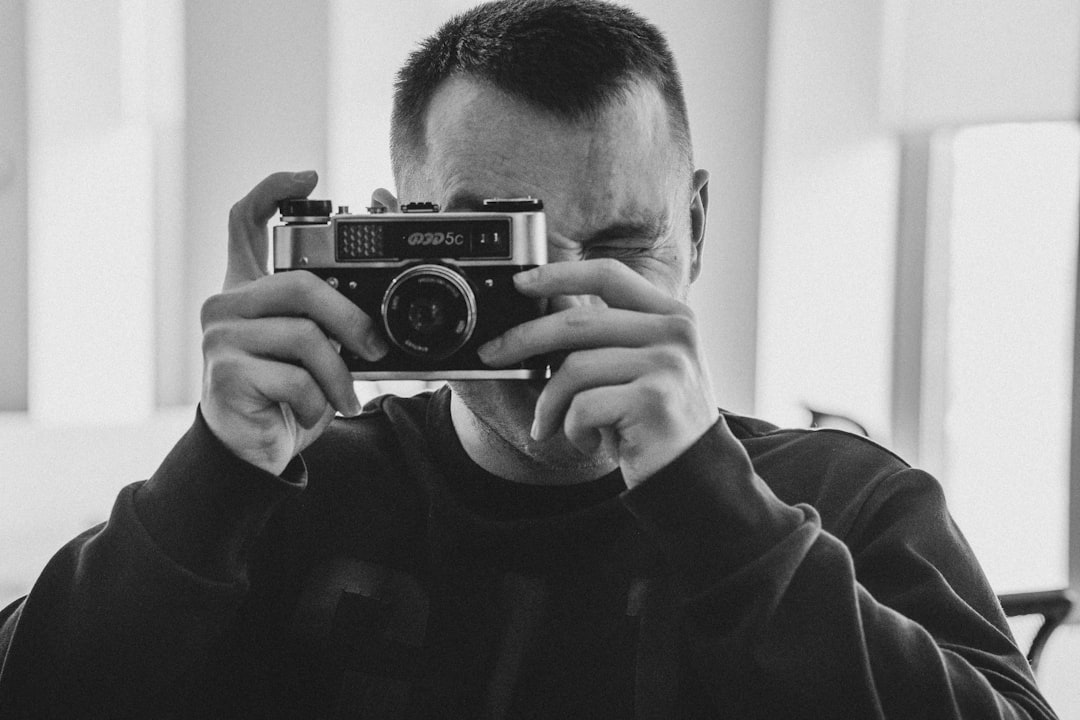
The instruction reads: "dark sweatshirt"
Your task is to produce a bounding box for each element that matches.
[0,387,1057,718]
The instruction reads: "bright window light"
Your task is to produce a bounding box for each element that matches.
[942,121,1078,593]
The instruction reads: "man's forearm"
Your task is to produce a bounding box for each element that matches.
[621,428,1056,719]
[133,405,306,581]
[0,409,303,718]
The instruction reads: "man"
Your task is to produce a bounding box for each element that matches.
[0,1,1058,718]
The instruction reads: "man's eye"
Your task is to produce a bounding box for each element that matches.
[585,245,649,259]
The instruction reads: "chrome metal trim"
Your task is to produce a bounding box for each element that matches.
[273,208,547,269]
[350,368,547,380]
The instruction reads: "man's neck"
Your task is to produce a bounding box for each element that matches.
[449,390,618,486]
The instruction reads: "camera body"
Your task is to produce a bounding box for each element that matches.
[273,197,548,380]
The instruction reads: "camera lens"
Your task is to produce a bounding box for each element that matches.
[407,297,447,335]
[382,264,477,360]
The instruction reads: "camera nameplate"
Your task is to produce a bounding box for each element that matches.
[274,210,546,269]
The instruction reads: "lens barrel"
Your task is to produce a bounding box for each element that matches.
[381,264,477,360]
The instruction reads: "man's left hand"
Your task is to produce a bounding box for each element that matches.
[478,258,721,487]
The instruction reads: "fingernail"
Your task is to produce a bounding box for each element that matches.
[514,268,538,286]
[294,170,317,183]
[366,334,389,360]
[348,393,364,417]
[477,337,501,363]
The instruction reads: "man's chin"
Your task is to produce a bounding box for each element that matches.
[448,377,618,477]
[447,377,546,449]
[449,376,545,409]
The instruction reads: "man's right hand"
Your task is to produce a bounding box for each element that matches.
[199,171,388,475]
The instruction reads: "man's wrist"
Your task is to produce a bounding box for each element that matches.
[132,405,306,581]
[621,416,806,581]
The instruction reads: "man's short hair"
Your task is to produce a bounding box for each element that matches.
[390,0,693,183]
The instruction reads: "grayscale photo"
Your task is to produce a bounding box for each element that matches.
[0,0,1077,717]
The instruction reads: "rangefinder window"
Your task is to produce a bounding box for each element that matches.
[336,219,512,261]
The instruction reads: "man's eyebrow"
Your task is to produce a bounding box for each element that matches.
[443,193,671,242]
[581,213,671,245]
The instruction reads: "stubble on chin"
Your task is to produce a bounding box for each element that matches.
[448,379,617,478]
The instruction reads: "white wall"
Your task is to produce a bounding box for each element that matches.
[757,0,899,435]
[940,125,1076,594]
[26,0,158,423]
[0,0,28,413]
[880,0,1080,130]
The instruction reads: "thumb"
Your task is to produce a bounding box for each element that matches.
[224,170,319,290]
[370,187,400,212]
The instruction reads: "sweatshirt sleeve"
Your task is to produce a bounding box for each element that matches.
[620,417,1059,720]
[0,407,305,719]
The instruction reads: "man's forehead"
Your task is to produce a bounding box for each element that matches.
[412,76,685,214]
[431,78,670,154]
[424,82,592,171]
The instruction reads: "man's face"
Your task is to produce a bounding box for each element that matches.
[397,75,704,468]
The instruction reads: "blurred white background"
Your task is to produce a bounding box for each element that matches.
[2,0,1080,711]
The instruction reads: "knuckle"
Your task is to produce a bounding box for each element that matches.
[203,350,243,390]
[563,394,587,430]
[294,317,324,345]
[200,293,228,328]
[596,257,623,275]
[560,350,587,375]
[341,301,368,334]
[636,376,670,407]
[562,304,600,329]
[661,312,698,346]
[293,372,327,411]
[292,270,327,306]
[228,201,250,232]
[201,322,231,355]
[282,365,313,397]
[596,257,626,287]
[280,318,335,370]
[648,346,685,374]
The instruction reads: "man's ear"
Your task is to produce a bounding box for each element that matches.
[370,187,400,212]
[689,169,710,283]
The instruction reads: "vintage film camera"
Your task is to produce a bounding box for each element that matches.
[273,197,549,379]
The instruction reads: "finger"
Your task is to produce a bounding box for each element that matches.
[206,317,362,416]
[532,348,650,441]
[370,187,400,212]
[479,304,695,366]
[249,357,333,429]
[203,271,389,360]
[562,385,630,456]
[513,258,685,314]
[225,170,319,290]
